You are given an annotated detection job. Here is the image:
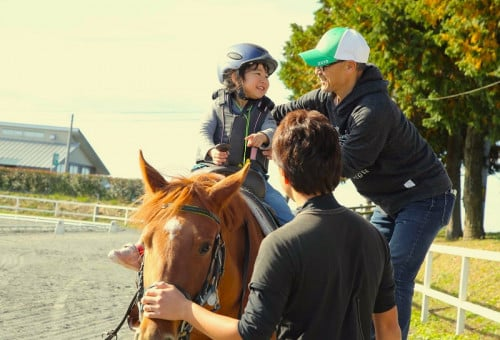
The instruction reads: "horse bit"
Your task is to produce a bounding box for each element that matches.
[103,204,225,340]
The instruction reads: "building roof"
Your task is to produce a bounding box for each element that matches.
[0,139,75,168]
[0,121,109,175]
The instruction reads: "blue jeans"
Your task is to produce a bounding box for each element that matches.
[370,190,455,340]
[264,180,294,225]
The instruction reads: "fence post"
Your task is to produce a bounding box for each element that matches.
[93,204,98,222]
[421,252,433,322]
[54,220,65,234]
[456,256,470,334]
[108,220,118,233]
[124,208,129,227]
[363,200,373,220]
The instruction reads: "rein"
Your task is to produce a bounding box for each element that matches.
[102,262,144,340]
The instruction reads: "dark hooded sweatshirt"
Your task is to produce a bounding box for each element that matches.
[272,65,451,216]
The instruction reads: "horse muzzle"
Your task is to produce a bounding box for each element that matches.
[134,319,179,340]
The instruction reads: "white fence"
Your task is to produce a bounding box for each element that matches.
[2,194,499,333]
[0,194,374,227]
[0,213,119,233]
[0,194,136,226]
[414,244,500,334]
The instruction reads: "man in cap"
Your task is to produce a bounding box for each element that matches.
[272,27,455,340]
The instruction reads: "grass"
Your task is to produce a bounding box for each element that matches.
[409,232,500,339]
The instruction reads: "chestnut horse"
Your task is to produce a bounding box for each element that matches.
[132,151,268,339]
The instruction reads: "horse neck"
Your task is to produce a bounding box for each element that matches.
[217,212,264,317]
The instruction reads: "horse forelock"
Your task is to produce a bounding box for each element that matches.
[133,171,254,237]
[132,173,225,228]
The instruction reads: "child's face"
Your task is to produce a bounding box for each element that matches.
[241,64,269,100]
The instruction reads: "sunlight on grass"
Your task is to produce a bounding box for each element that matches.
[410,233,500,339]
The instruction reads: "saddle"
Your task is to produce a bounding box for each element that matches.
[192,163,280,233]
[191,162,266,199]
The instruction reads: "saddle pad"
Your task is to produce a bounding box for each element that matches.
[240,188,279,236]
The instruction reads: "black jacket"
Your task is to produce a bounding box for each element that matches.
[238,194,396,339]
[272,65,452,215]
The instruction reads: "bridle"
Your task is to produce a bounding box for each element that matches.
[174,230,225,339]
[103,204,226,340]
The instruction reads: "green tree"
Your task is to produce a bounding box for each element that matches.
[279,0,499,239]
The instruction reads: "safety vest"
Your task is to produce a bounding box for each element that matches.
[212,89,275,174]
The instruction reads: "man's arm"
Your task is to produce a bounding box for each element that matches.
[271,89,328,124]
[185,303,242,340]
[372,306,401,340]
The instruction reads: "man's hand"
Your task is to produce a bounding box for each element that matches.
[262,148,273,160]
[142,281,191,321]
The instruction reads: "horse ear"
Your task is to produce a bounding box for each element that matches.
[208,162,250,204]
[139,150,168,193]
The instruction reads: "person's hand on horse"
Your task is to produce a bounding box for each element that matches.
[142,281,190,321]
[209,148,229,166]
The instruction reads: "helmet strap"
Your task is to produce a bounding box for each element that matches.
[230,71,248,101]
[235,76,248,100]
[236,86,248,100]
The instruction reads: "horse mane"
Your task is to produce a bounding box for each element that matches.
[131,171,251,233]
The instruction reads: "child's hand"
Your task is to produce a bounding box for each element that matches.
[209,148,229,165]
[245,132,268,148]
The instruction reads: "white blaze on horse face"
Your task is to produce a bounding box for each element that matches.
[164,218,182,240]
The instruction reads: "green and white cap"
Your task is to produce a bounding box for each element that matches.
[299,27,370,67]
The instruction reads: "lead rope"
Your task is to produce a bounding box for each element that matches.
[102,261,144,340]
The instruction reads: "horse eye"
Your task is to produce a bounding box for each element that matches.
[199,242,211,255]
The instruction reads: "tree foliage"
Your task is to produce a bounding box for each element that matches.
[280,0,498,137]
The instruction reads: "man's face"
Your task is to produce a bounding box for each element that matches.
[314,60,349,93]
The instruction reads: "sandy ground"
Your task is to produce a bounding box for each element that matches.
[0,227,142,340]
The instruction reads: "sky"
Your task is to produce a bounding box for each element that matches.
[0,0,320,116]
[1,0,499,231]
[0,0,321,177]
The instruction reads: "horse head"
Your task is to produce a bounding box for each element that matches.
[134,151,264,340]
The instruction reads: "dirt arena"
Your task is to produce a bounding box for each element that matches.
[0,228,142,340]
